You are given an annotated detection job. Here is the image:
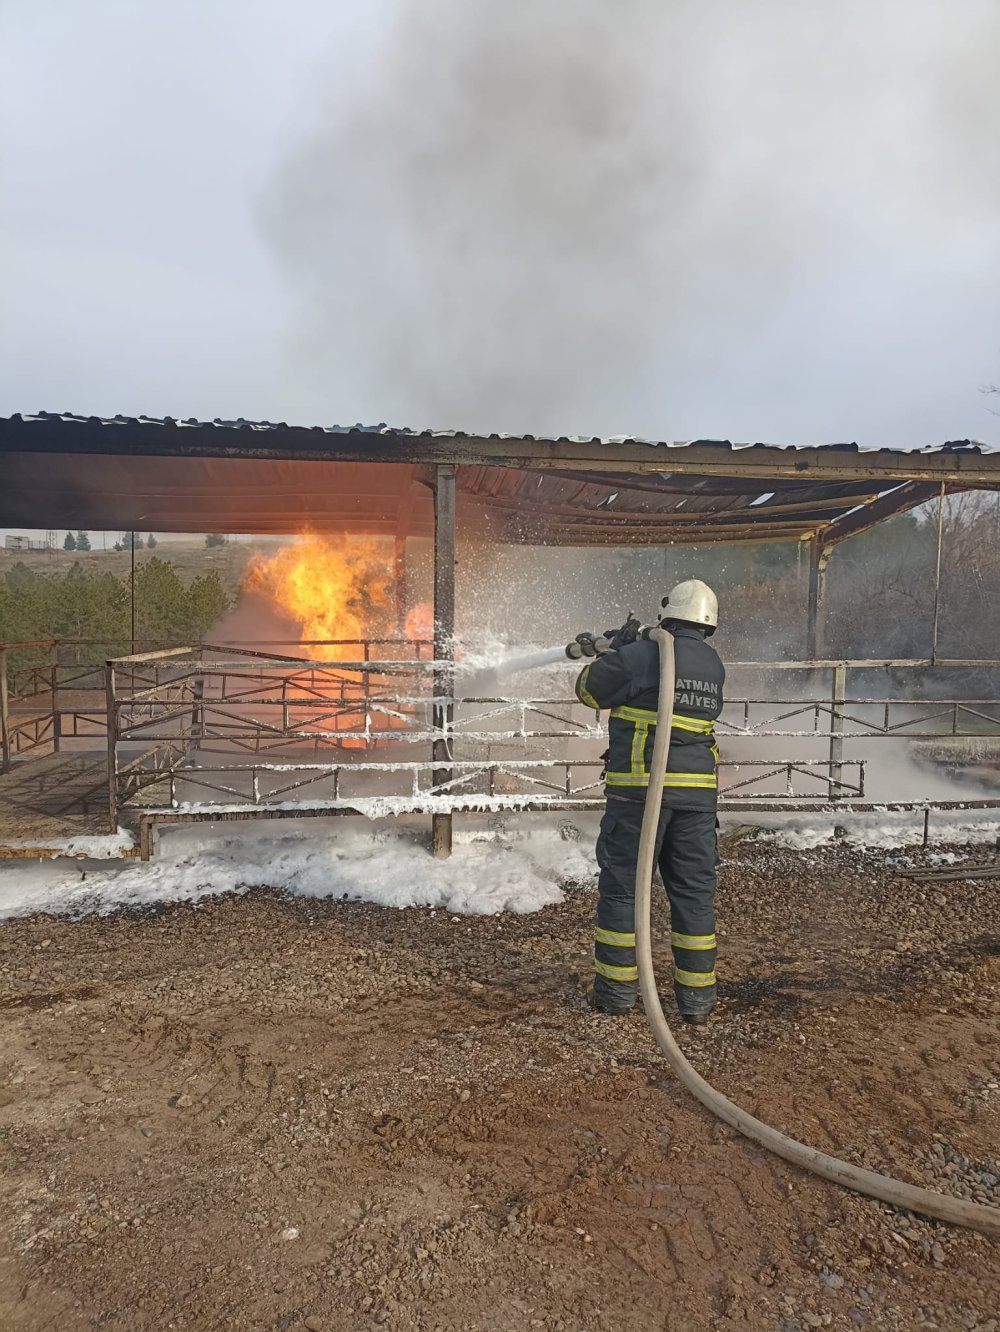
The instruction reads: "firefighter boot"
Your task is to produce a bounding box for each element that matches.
[676,983,716,1026]
[587,984,635,1016]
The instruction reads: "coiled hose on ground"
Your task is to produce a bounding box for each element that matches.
[636,625,1000,1238]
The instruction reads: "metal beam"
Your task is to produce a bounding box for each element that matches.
[432,465,456,858]
[4,418,1000,485]
[473,490,877,525]
[507,515,819,536]
[819,481,940,547]
[499,523,820,547]
[526,468,887,499]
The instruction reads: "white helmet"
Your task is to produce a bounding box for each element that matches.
[658,579,718,634]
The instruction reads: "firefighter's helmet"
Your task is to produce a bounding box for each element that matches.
[658,579,718,634]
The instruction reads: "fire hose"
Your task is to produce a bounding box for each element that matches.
[636,624,1000,1238]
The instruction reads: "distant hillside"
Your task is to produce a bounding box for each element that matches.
[0,538,282,603]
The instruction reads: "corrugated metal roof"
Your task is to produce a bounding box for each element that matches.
[2,411,996,545]
[4,410,990,454]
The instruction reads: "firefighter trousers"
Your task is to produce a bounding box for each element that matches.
[592,796,717,1015]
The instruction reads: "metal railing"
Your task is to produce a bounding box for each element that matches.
[1,641,61,768]
[4,640,999,844]
[0,638,184,770]
[103,646,1000,835]
[147,756,865,810]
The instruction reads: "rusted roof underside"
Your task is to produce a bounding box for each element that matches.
[2,413,998,547]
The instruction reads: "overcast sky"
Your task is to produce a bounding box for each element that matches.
[1,0,998,451]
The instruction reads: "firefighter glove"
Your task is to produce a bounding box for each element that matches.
[605,614,643,651]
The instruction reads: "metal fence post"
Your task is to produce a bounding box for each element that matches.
[0,648,9,773]
[105,662,119,832]
[432,464,456,857]
[186,676,204,761]
[50,642,62,753]
[829,663,846,800]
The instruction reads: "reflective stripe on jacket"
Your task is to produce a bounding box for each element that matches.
[575,627,725,808]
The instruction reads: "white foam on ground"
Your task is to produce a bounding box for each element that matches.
[0,818,592,922]
[3,830,136,858]
[752,814,1000,850]
[2,809,996,923]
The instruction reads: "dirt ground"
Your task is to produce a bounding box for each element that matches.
[1,838,999,1332]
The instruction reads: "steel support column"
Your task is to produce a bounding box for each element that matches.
[130,532,136,653]
[432,465,456,857]
[0,648,9,773]
[806,536,830,660]
[105,663,119,833]
[931,482,946,662]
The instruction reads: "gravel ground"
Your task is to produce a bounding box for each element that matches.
[1,838,999,1331]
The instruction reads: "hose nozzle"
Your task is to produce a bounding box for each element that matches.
[566,634,612,660]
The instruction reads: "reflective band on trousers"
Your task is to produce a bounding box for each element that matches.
[595,959,639,982]
[675,967,717,988]
[605,772,717,789]
[671,931,717,951]
[595,927,636,948]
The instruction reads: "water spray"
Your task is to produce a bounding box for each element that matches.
[457,644,572,687]
[486,646,570,676]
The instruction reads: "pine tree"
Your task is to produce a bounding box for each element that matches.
[75,530,91,551]
[63,531,77,551]
[146,534,157,549]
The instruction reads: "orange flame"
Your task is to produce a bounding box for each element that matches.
[242,535,434,751]
[245,534,395,651]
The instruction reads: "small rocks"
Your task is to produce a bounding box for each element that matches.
[914,1140,1000,1208]
[5,843,1000,1332]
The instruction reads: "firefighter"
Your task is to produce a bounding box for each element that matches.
[570,580,725,1023]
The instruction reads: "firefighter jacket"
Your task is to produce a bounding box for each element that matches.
[574,626,725,810]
